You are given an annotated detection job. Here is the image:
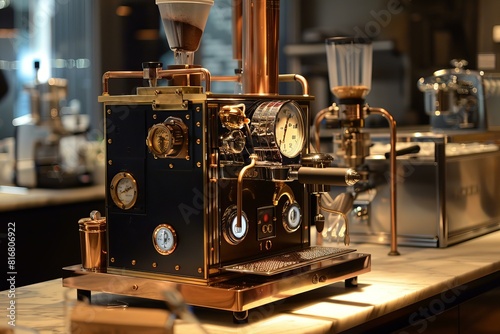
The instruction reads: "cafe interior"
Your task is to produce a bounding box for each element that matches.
[1,0,500,333]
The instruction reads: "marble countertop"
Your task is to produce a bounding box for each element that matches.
[2,230,499,334]
[0,184,104,212]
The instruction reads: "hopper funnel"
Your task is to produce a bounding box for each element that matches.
[156,0,214,65]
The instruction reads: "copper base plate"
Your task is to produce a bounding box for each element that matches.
[62,251,370,313]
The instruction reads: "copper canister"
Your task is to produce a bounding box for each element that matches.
[78,210,107,272]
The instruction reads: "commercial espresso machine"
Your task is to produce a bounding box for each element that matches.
[63,0,403,322]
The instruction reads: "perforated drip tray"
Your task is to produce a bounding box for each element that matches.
[222,246,356,276]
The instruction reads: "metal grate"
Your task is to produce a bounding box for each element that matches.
[223,246,356,276]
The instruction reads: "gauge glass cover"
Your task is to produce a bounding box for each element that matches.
[110,172,138,210]
[274,102,305,158]
[153,224,177,255]
[283,201,302,232]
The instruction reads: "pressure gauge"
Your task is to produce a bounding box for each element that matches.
[110,172,138,210]
[282,201,302,233]
[222,205,249,245]
[251,101,305,159]
[146,116,188,159]
[152,224,177,255]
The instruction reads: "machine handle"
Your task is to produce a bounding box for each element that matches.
[384,144,420,159]
[292,167,360,186]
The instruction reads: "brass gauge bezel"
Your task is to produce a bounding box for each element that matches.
[152,224,178,255]
[146,116,189,159]
[109,172,138,210]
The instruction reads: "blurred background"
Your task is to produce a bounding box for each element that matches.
[0,0,500,142]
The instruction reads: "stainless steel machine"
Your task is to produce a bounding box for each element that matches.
[350,130,500,248]
[61,0,395,321]
[320,59,500,248]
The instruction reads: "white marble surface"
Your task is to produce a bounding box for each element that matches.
[0,184,104,212]
[1,230,499,333]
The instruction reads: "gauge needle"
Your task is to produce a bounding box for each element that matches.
[282,115,291,146]
[158,136,166,151]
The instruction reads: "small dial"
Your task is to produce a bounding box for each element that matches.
[110,172,138,210]
[274,103,305,158]
[283,201,302,232]
[152,224,177,255]
[150,126,173,155]
[222,205,249,245]
[146,116,188,158]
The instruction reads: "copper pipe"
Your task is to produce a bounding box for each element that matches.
[102,68,213,95]
[237,154,257,229]
[232,0,242,62]
[102,71,143,95]
[278,74,310,96]
[212,75,240,82]
[369,107,399,256]
[242,0,280,94]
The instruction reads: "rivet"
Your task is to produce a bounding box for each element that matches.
[153,114,157,120]
[196,139,201,145]
[152,262,157,268]
[185,114,190,120]
[131,260,136,265]
[108,160,113,165]
[198,268,202,274]
[175,265,180,271]
[132,284,139,290]
[196,107,200,113]
[196,121,201,127]
[196,162,201,168]
[107,109,112,115]
[107,139,112,144]
[110,257,115,263]
[169,164,174,169]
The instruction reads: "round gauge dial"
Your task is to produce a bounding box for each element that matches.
[274,103,305,158]
[146,117,188,159]
[251,101,306,160]
[110,172,138,210]
[149,125,173,156]
[222,205,249,245]
[152,224,177,255]
[283,201,302,232]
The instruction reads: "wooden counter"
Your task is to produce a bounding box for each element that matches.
[1,229,499,333]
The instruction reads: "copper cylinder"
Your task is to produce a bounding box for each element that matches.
[242,0,280,95]
[232,0,242,62]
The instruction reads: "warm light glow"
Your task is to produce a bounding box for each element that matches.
[116,5,132,17]
[135,29,159,41]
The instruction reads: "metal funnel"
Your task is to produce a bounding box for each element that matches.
[156,0,214,65]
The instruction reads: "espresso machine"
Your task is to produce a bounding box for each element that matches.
[63,0,377,321]
[314,37,399,255]
[14,62,93,188]
[322,56,500,248]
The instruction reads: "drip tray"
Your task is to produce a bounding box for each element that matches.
[223,246,356,276]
